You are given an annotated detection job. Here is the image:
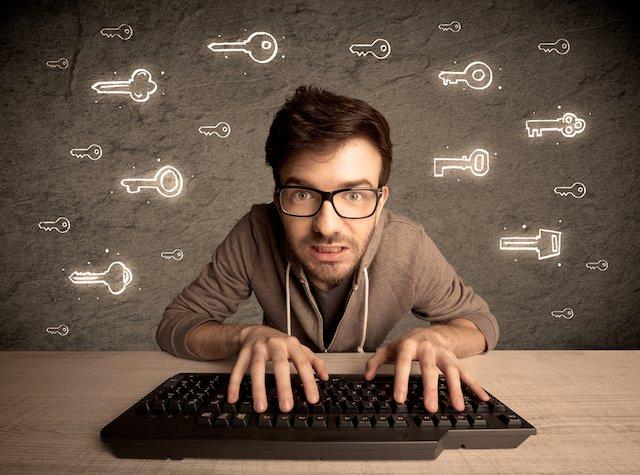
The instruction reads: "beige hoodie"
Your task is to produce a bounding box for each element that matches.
[156,202,499,360]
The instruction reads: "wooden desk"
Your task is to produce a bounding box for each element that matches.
[0,351,638,473]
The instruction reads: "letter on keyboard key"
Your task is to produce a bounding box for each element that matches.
[215,412,232,426]
[374,415,390,427]
[293,415,309,428]
[453,414,471,428]
[197,412,213,426]
[257,414,273,427]
[275,414,291,428]
[357,415,373,427]
[499,413,522,426]
[437,415,452,427]
[311,415,327,428]
[472,414,487,427]
[338,415,354,428]
[417,415,436,428]
[233,412,250,427]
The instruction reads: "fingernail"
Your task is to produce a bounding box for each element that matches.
[395,391,405,401]
[255,401,265,412]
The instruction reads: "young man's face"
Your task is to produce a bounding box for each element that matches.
[275,137,389,291]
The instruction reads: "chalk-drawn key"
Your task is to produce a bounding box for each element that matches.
[207,31,278,64]
[586,259,608,271]
[526,112,585,138]
[70,144,103,161]
[551,308,574,319]
[500,228,562,260]
[554,182,586,199]
[46,58,69,69]
[38,217,71,233]
[438,21,461,32]
[438,61,493,90]
[91,68,158,103]
[198,122,231,138]
[538,38,570,55]
[100,23,134,41]
[68,261,133,295]
[121,165,184,198]
[161,249,184,261]
[434,148,489,177]
[46,324,69,336]
[349,38,391,60]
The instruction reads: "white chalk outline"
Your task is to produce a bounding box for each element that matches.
[586,259,608,271]
[38,217,71,233]
[554,182,586,199]
[91,68,158,103]
[121,165,184,198]
[198,122,231,138]
[161,249,184,261]
[538,38,570,55]
[438,60,493,90]
[434,148,490,177]
[100,23,134,41]
[207,31,278,64]
[551,308,574,319]
[349,38,391,60]
[46,58,69,69]
[438,21,461,32]
[68,260,133,296]
[46,324,69,336]
[525,112,586,138]
[70,144,103,161]
[499,228,562,260]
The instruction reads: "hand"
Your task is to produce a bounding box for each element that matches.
[364,328,489,413]
[226,326,330,413]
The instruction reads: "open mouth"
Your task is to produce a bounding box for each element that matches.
[309,245,348,261]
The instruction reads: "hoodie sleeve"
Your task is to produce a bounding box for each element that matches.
[156,211,258,360]
[411,228,499,352]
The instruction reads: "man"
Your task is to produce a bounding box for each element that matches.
[156,85,499,416]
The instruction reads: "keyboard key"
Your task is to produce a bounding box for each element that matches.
[214,412,232,427]
[374,415,390,427]
[361,401,375,414]
[356,415,373,427]
[499,413,522,426]
[452,414,471,428]
[471,414,487,427]
[378,402,392,414]
[197,412,213,426]
[391,415,408,427]
[416,415,436,428]
[309,402,326,414]
[311,415,327,428]
[436,415,452,428]
[393,402,408,413]
[275,414,291,428]
[233,412,251,427]
[293,415,309,428]
[338,415,354,428]
[257,414,273,427]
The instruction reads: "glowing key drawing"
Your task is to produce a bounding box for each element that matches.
[121,165,184,198]
[525,112,586,138]
[100,23,134,41]
[349,38,391,60]
[91,68,158,103]
[198,122,231,138]
[586,259,608,271]
[38,217,70,233]
[70,144,103,161]
[500,228,562,260]
[161,249,184,261]
[68,261,133,295]
[434,148,490,177]
[46,58,69,69]
[46,324,69,336]
[438,21,461,32]
[538,38,570,55]
[439,61,493,90]
[551,308,574,320]
[207,31,278,64]
[554,182,586,199]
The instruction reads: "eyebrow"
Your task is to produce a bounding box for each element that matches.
[283,177,376,188]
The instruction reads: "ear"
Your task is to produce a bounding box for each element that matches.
[374,186,390,226]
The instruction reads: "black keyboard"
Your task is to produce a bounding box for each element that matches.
[101,373,536,460]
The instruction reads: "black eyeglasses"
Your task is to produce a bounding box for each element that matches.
[275,184,383,219]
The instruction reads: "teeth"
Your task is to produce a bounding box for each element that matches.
[314,246,342,253]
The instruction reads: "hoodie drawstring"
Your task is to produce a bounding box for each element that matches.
[285,261,369,353]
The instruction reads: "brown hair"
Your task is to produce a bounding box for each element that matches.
[265,85,393,186]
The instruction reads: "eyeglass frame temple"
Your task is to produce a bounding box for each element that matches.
[274,184,383,219]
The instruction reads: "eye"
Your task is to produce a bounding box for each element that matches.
[346,191,364,201]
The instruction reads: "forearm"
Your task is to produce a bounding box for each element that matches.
[186,322,260,360]
[425,317,487,358]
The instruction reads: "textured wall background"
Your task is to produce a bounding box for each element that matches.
[1,0,638,351]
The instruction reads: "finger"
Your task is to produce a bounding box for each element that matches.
[290,349,319,404]
[443,364,464,411]
[393,341,416,403]
[270,347,293,412]
[227,345,252,403]
[419,355,439,413]
[459,367,490,401]
[364,345,390,380]
[249,344,268,412]
[302,347,330,381]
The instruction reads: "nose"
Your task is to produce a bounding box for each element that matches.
[312,200,343,236]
